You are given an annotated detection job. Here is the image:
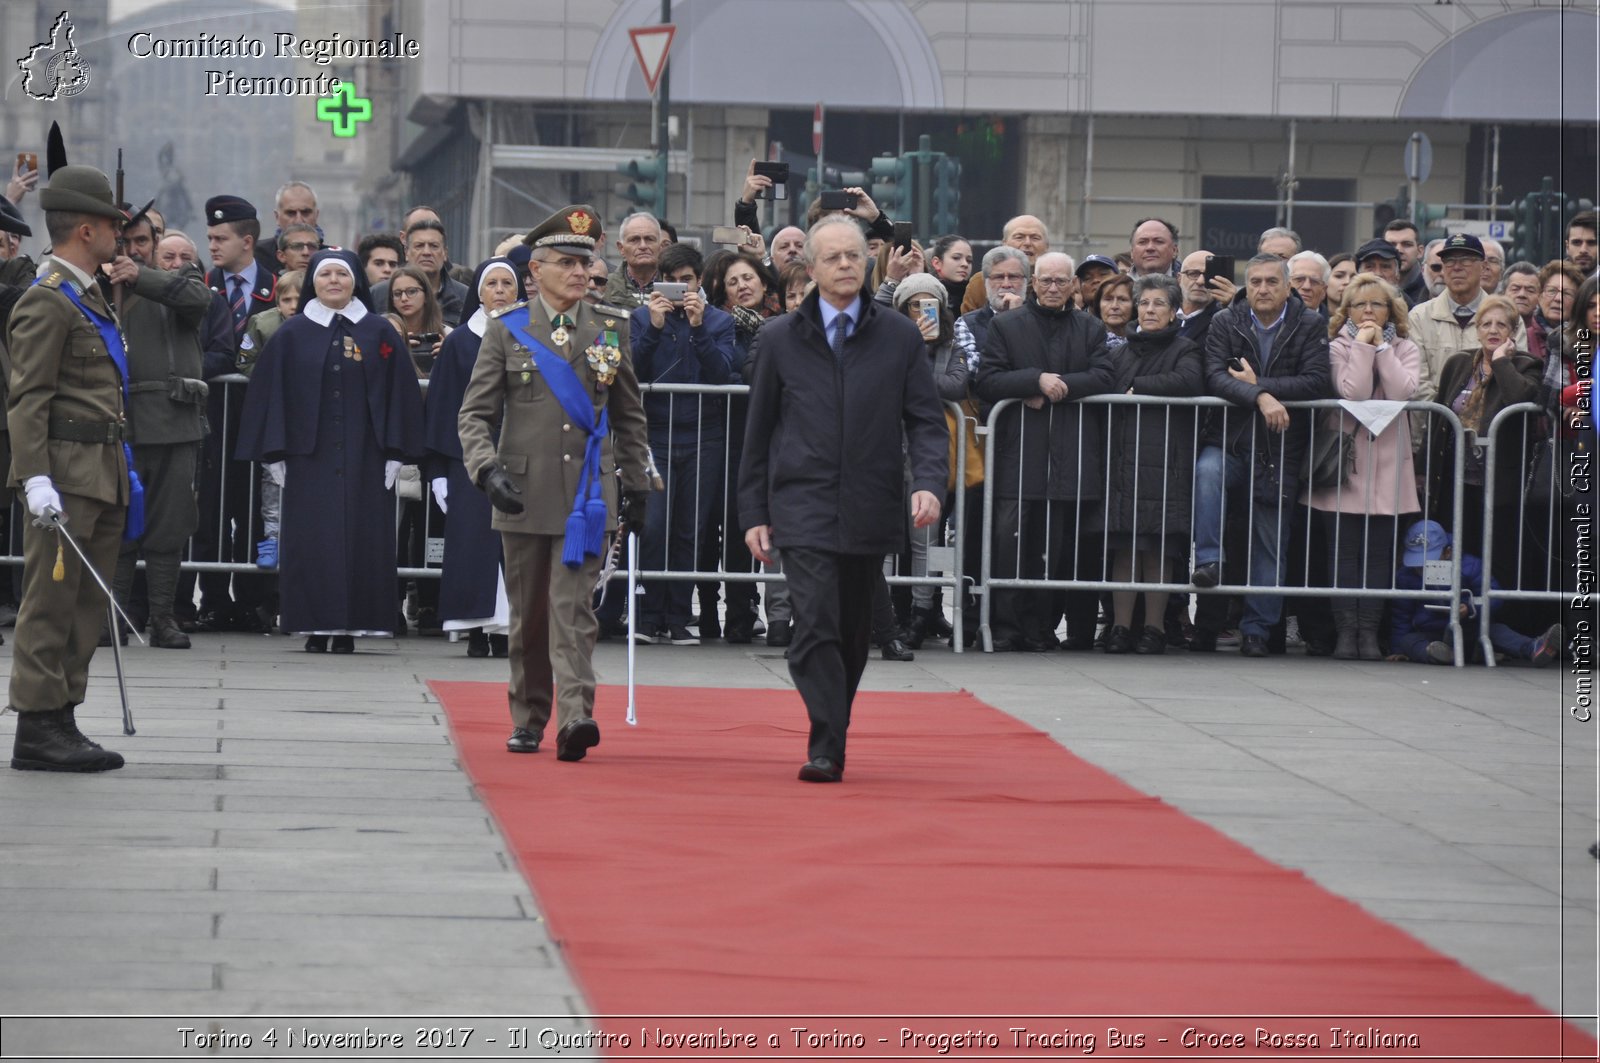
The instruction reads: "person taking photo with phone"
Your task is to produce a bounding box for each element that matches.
[628,243,737,646]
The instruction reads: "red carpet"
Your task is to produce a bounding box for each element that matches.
[432,681,1595,1059]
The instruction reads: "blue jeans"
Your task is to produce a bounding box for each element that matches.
[639,439,721,630]
[1193,445,1291,639]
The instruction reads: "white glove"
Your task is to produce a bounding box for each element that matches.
[265,461,285,487]
[24,475,62,519]
[384,459,402,490]
[431,476,449,513]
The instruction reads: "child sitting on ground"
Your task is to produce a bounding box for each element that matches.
[239,270,302,569]
[1388,518,1561,666]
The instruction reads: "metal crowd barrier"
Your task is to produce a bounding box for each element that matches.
[620,382,971,652]
[975,395,1474,664]
[9,372,1578,671]
[1478,400,1585,667]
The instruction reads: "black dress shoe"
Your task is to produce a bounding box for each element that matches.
[506,728,540,754]
[1191,561,1221,589]
[798,757,842,783]
[556,718,601,762]
[723,621,754,644]
[467,629,490,658]
[489,634,508,658]
[330,635,355,654]
[1134,625,1167,655]
[696,613,721,640]
[1104,625,1134,654]
[303,636,328,653]
[1019,636,1057,653]
[1188,628,1218,653]
[1240,634,1269,658]
[880,637,915,662]
[765,619,792,647]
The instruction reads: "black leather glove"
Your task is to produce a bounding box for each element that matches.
[619,489,650,536]
[478,466,524,515]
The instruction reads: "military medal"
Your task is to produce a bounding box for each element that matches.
[551,325,569,347]
[342,336,354,359]
[585,330,622,386]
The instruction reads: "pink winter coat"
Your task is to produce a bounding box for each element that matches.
[1303,331,1422,515]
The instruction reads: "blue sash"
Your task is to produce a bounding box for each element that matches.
[38,277,145,540]
[500,307,609,568]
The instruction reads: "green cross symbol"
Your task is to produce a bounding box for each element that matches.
[316,83,372,138]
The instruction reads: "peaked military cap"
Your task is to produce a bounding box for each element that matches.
[523,205,600,257]
[0,193,30,237]
[204,195,257,225]
[38,165,126,220]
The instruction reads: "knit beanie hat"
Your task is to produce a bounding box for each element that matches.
[891,272,948,311]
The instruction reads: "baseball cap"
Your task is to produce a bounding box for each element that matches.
[1438,233,1485,260]
[1354,239,1400,265]
[1075,254,1118,278]
[1402,519,1450,567]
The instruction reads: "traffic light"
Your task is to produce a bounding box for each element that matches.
[869,154,912,219]
[1415,202,1449,242]
[932,156,961,235]
[615,155,666,219]
[1372,186,1408,237]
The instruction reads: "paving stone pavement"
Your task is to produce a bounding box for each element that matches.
[0,625,1593,1057]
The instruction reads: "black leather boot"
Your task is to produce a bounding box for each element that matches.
[11,707,125,772]
[467,628,490,658]
[148,615,191,650]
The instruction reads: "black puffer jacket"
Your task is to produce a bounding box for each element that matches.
[1102,325,1205,540]
[974,294,1119,502]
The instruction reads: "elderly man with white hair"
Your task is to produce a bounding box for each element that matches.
[1287,249,1331,317]
[974,250,1120,653]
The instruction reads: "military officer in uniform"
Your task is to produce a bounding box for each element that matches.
[107,211,213,649]
[458,206,653,762]
[5,165,132,772]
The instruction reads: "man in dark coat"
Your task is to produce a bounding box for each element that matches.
[199,194,277,631]
[107,214,213,649]
[1191,253,1331,657]
[740,217,947,784]
[973,251,1119,652]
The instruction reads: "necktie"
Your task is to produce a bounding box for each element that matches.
[230,275,248,334]
[1453,305,1475,329]
[831,312,850,359]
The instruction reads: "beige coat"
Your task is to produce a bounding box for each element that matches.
[1409,290,1528,405]
[457,297,651,535]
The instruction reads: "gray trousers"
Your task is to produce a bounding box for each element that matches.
[114,442,200,621]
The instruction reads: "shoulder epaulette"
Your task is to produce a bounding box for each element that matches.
[36,270,66,290]
[489,300,527,319]
[593,302,630,318]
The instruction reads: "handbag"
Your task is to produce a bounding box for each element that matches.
[1301,418,1356,489]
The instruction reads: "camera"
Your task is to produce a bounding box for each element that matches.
[408,332,441,346]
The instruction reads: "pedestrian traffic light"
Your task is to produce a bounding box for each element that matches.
[869,154,912,219]
[932,156,961,235]
[615,155,667,219]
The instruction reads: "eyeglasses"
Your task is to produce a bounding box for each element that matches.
[988,273,1025,285]
[587,276,607,288]
[1034,277,1073,289]
[1179,270,1207,280]
[1349,301,1388,312]
[391,287,425,299]
[1543,287,1574,299]
[284,242,318,253]
[1427,264,1443,273]
[1440,258,1477,269]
